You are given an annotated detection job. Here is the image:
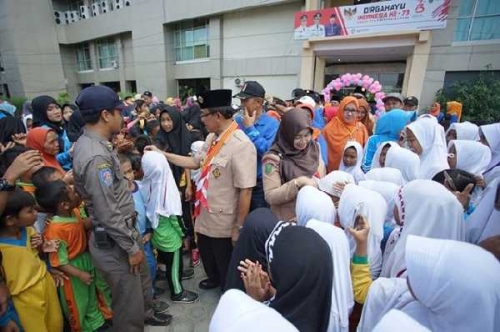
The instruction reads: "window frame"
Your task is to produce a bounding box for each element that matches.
[95,38,119,70]
[455,0,500,42]
[174,18,210,63]
[75,42,93,72]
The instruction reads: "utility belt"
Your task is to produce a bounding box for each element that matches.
[93,214,138,249]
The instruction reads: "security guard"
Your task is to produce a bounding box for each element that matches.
[146,89,257,291]
[73,86,171,331]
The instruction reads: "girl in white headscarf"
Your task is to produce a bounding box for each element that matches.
[380,180,465,278]
[385,145,421,183]
[339,141,365,184]
[365,167,405,186]
[359,235,500,332]
[338,184,387,278]
[445,121,479,144]
[373,309,430,332]
[296,186,336,226]
[306,220,354,332]
[210,289,298,332]
[370,141,399,169]
[318,171,355,208]
[479,123,500,185]
[447,140,491,176]
[405,115,449,179]
[466,177,500,243]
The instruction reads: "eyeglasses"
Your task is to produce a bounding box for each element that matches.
[200,112,213,118]
[344,108,359,114]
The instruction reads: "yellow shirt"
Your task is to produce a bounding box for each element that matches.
[351,262,372,304]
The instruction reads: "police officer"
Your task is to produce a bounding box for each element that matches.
[233,81,279,211]
[146,89,257,291]
[73,86,171,331]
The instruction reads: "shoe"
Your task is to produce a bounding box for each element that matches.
[191,249,200,267]
[171,290,199,304]
[182,268,195,280]
[153,286,165,299]
[144,313,172,326]
[199,278,219,290]
[152,300,170,314]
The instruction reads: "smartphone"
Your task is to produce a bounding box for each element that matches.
[353,202,367,230]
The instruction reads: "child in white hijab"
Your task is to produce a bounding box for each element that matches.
[384,145,421,183]
[405,115,449,179]
[318,171,355,209]
[445,121,479,144]
[447,140,491,176]
[370,141,399,170]
[295,186,336,226]
[479,123,500,185]
[365,167,405,187]
[339,141,365,184]
[373,309,430,332]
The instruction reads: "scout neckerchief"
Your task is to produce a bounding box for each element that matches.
[194,121,239,217]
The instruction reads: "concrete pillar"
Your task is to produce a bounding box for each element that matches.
[405,31,432,99]
[300,42,315,90]
[305,0,321,11]
[313,57,325,92]
[89,41,99,85]
[209,16,223,89]
[116,36,126,92]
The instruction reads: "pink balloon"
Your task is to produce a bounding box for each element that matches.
[345,74,352,81]
[334,82,342,91]
[369,86,378,94]
[375,92,384,99]
[356,73,362,80]
[362,75,369,81]
[367,78,374,85]
[357,80,363,86]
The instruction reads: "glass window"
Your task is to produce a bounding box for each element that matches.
[174,18,209,62]
[96,38,118,69]
[455,0,500,41]
[76,43,92,71]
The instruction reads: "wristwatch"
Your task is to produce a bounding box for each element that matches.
[0,179,15,192]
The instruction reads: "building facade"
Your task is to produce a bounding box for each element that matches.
[0,0,499,110]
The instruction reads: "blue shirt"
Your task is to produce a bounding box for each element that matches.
[132,181,151,235]
[235,112,279,180]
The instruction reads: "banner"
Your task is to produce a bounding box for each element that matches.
[294,0,451,40]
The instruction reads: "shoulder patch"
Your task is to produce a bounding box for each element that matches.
[97,162,112,170]
[263,154,280,175]
[99,168,113,187]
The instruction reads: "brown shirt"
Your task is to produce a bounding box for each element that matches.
[262,151,325,222]
[195,129,257,238]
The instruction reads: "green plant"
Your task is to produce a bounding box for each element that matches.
[6,97,27,112]
[436,70,500,123]
[118,91,136,100]
[57,91,71,105]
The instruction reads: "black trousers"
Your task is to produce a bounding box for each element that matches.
[157,249,184,296]
[250,179,269,212]
[197,233,233,290]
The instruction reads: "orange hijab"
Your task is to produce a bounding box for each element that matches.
[322,96,369,172]
[358,98,375,136]
[447,101,462,121]
[430,102,441,117]
[26,127,65,175]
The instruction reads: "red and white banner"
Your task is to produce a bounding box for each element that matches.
[294,0,451,40]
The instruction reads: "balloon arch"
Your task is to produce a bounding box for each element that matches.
[322,73,386,118]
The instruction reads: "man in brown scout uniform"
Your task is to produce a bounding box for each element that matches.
[146,89,257,291]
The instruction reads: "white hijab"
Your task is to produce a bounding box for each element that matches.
[338,184,387,278]
[209,289,298,332]
[373,310,430,332]
[466,176,500,243]
[318,171,355,198]
[370,141,399,169]
[385,145,421,183]
[339,141,365,184]
[296,186,336,226]
[306,220,353,332]
[140,151,182,229]
[365,167,405,187]
[358,180,399,224]
[481,123,500,173]
[405,235,500,332]
[406,115,449,179]
[446,121,479,141]
[448,139,491,176]
[22,114,32,131]
[380,180,464,278]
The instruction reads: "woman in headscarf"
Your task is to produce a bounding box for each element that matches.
[25,127,65,175]
[365,167,405,187]
[339,141,365,184]
[224,208,278,292]
[31,95,72,171]
[338,184,387,278]
[361,110,413,172]
[23,114,33,132]
[380,180,464,278]
[384,145,421,183]
[262,108,325,221]
[358,98,374,136]
[182,101,206,140]
[466,177,500,244]
[404,115,449,179]
[263,224,333,332]
[359,236,500,332]
[295,186,336,226]
[22,100,32,116]
[323,97,369,172]
[445,121,479,144]
[210,289,298,332]
[66,110,85,143]
[0,117,26,145]
[479,122,500,185]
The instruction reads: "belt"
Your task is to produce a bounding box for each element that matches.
[93,214,138,231]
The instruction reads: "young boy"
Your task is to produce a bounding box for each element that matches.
[1,146,43,195]
[35,180,107,332]
[0,189,63,332]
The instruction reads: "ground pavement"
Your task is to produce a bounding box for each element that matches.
[145,255,221,332]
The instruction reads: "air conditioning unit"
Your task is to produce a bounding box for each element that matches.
[101,0,110,13]
[70,11,80,22]
[114,0,124,10]
[92,3,100,16]
[54,11,67,25]
[80,6,90,19]
[65,11,72,24]
[124,0,132,6]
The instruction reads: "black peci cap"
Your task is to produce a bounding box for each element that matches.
[197,90,234,109]
[75,86,122,115]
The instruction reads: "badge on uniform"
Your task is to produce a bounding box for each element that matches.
[99,168,113,187]
[264,163,274,175]
[212,168,221,179]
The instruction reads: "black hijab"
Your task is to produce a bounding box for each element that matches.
[0,117,26,145]
[66,110,85,143]
[157,106,192,185]
[266,224,333,332]
[224,208,279,292]
[270,108,319,182]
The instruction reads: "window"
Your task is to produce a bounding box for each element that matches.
[76,43,92,71]
[96,38,118,69]
[0,52,4,72]
[454,0,500,41]
[174,18,210,62]
[68,0,84,12]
